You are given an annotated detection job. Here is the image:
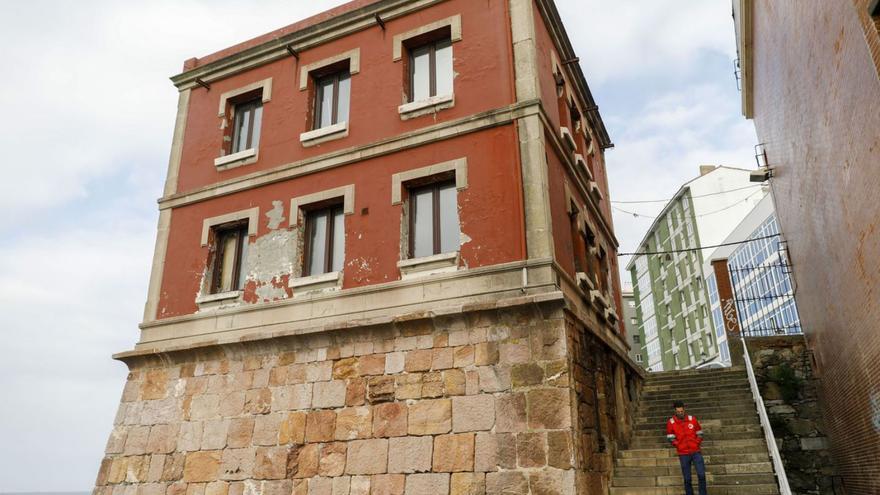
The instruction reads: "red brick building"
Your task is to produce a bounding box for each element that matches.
[734,1,880,492]
[95,1,643,494]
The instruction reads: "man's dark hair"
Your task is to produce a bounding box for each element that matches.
[673,400,685,408]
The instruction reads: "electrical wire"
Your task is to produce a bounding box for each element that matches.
[611,184,763,204]
[616,233,780,257]
[613,189,765,220]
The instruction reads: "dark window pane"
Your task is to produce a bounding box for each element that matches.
[438,183,459,254]
[337,73,351,124]
[412,188,434,258]
[411,46,431,102]
[232,109,250,153]
[331,209,345,272]
[307,211,328,276]
[435,39,454,96]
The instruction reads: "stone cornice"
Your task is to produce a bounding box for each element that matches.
[170,0,444,90]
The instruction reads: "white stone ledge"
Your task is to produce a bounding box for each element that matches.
[300,121,349,147]
[560,126,576,152]
[290,271,342,295]
[589,181,604,201]
[214,148,257,170]
[195,291,243,304]
[398,252,459,280]
[398,94,454,120]
[574,154,593,181]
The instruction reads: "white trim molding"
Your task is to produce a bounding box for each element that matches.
[299,48,361,90]
[289,184,356,228]
[200,207,260,246]
[289,271,343,295]
[398,93,455,120]
[392,14,463,61]
[214,147,257,170]
[574,154,593,181]
[391,158,468,205]
[300,121,349,147]
[398,251,459,280]
[560,126,576,152]
[217,78,273,117]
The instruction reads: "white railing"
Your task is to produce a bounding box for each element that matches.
[739,333,792,495]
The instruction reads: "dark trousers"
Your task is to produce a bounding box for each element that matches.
[678,452,707,495]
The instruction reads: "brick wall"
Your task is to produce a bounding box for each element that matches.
[94,302,636,495]
[749,0,880,492]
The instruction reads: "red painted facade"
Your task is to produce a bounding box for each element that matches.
[155,0,620,337]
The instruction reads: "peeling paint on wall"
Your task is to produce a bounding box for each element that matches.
[244,229,296,302]
[266,200,286,230]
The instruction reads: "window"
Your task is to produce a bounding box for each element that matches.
[314,71,351,129]
[632,334,641,344]
[409,181,459,258]
[304,205,345,277]
[636,353,643,363]
[628,300,636,308]
[231,97,263,154]
[630,317,638,326]
[409,37,453,102]
[210,221,249,294]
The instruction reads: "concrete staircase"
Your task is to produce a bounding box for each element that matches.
[611,367,781,495]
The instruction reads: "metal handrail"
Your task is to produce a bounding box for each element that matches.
[739,333,792,495]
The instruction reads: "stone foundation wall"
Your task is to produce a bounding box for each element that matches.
[94,302,638,495]
[747,336,838,495]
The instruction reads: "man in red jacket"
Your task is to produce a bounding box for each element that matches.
[666,400,707,495]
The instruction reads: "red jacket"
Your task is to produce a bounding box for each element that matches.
[666,414,703,455]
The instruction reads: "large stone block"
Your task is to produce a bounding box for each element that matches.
[371,474,405,495]
[318,442,347,477]
[305,410,337,443]
[408,399,452,435]
[516,432,546,468]
[485,471,528,495]
[452,395,495,432]
[388,436,433,474]
[450,473,485,495]
[405,473,450,495]
[313,380,347,409]
[184,451,222,482]
[373,402,408,438]
[278,412,306,445]
[220,448,255,481]
[227,418,255,449]
[494,394,527,433]
[527,389,571,429]
[335,407,373,440]
[432,433,475,472]
[254,446,289,479]
[345,439,388,475]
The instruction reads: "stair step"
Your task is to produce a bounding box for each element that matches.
[616,452,771,468]
[636,417,760,429]
[620,443,767,459]
[614,472,778,487]
[614,461,773,477]
[609,483,779,494]
[647,367,747,379]
[642,387,752,399]
[630,436,765,449]
[634,424,761,436]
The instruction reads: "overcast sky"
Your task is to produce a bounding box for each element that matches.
[0,1,756,491]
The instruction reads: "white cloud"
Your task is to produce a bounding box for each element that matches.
[557,0,738,85]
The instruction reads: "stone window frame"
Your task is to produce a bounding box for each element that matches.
[214,79,273,171]
[288,185,355,294]
[298,49,360,147]
[196,207,260,307]
[391,158,467,280]
[393,15,462,120]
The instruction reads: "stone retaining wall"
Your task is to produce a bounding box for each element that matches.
[94,302,639,495]
[746,336,838,495]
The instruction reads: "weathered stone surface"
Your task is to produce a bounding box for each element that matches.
[346,379,366,406]
[202,420,230,450]
[278,412,306,445]
[313,380,347,409]
[373,402,408,438]
[421,372,445,398]
[244,389,271,415]
[359,354,386,376]
[405,350,433,372]
[254,446,289,479]
[450,473,485,495]
[253,413,283,446]
[432,434,475,472]
[477,366,510,393]
[219,391,246,417]
[318,442,347,477]
[444,369,467,396]
[526,389,570,429]
[385,352,405,374]
[335,407,372,440]
[350,476,371,495]
[331,476,351,495]
[124,425,150,455]
[494,394,527,433]
[516,432,546,468]
[142,370,169,400]
[452,395,495,432]
[528,470,565,495]
[453,346,475,367]
[546,431,572,469]
[485,471,528,495]
[290,444,319,479]
[308,477,332,495]
[147,424,179,454]
[333,358,360,379]
[408,399,452,435]
[396,374,423,400]
[510,363,543,387]
[305,410,337,443]
[405,473,450,495]
[371,474,405,495]
[183,451,222,482]
[205,480,228,495]
[367,376,395,403]
[474,343,498,366]
[388,436,433,474]
[499,342,530,364]
[227,418,254,448]
[220,448,255,481]
[345,439,388,475]
[432,348,454,370]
